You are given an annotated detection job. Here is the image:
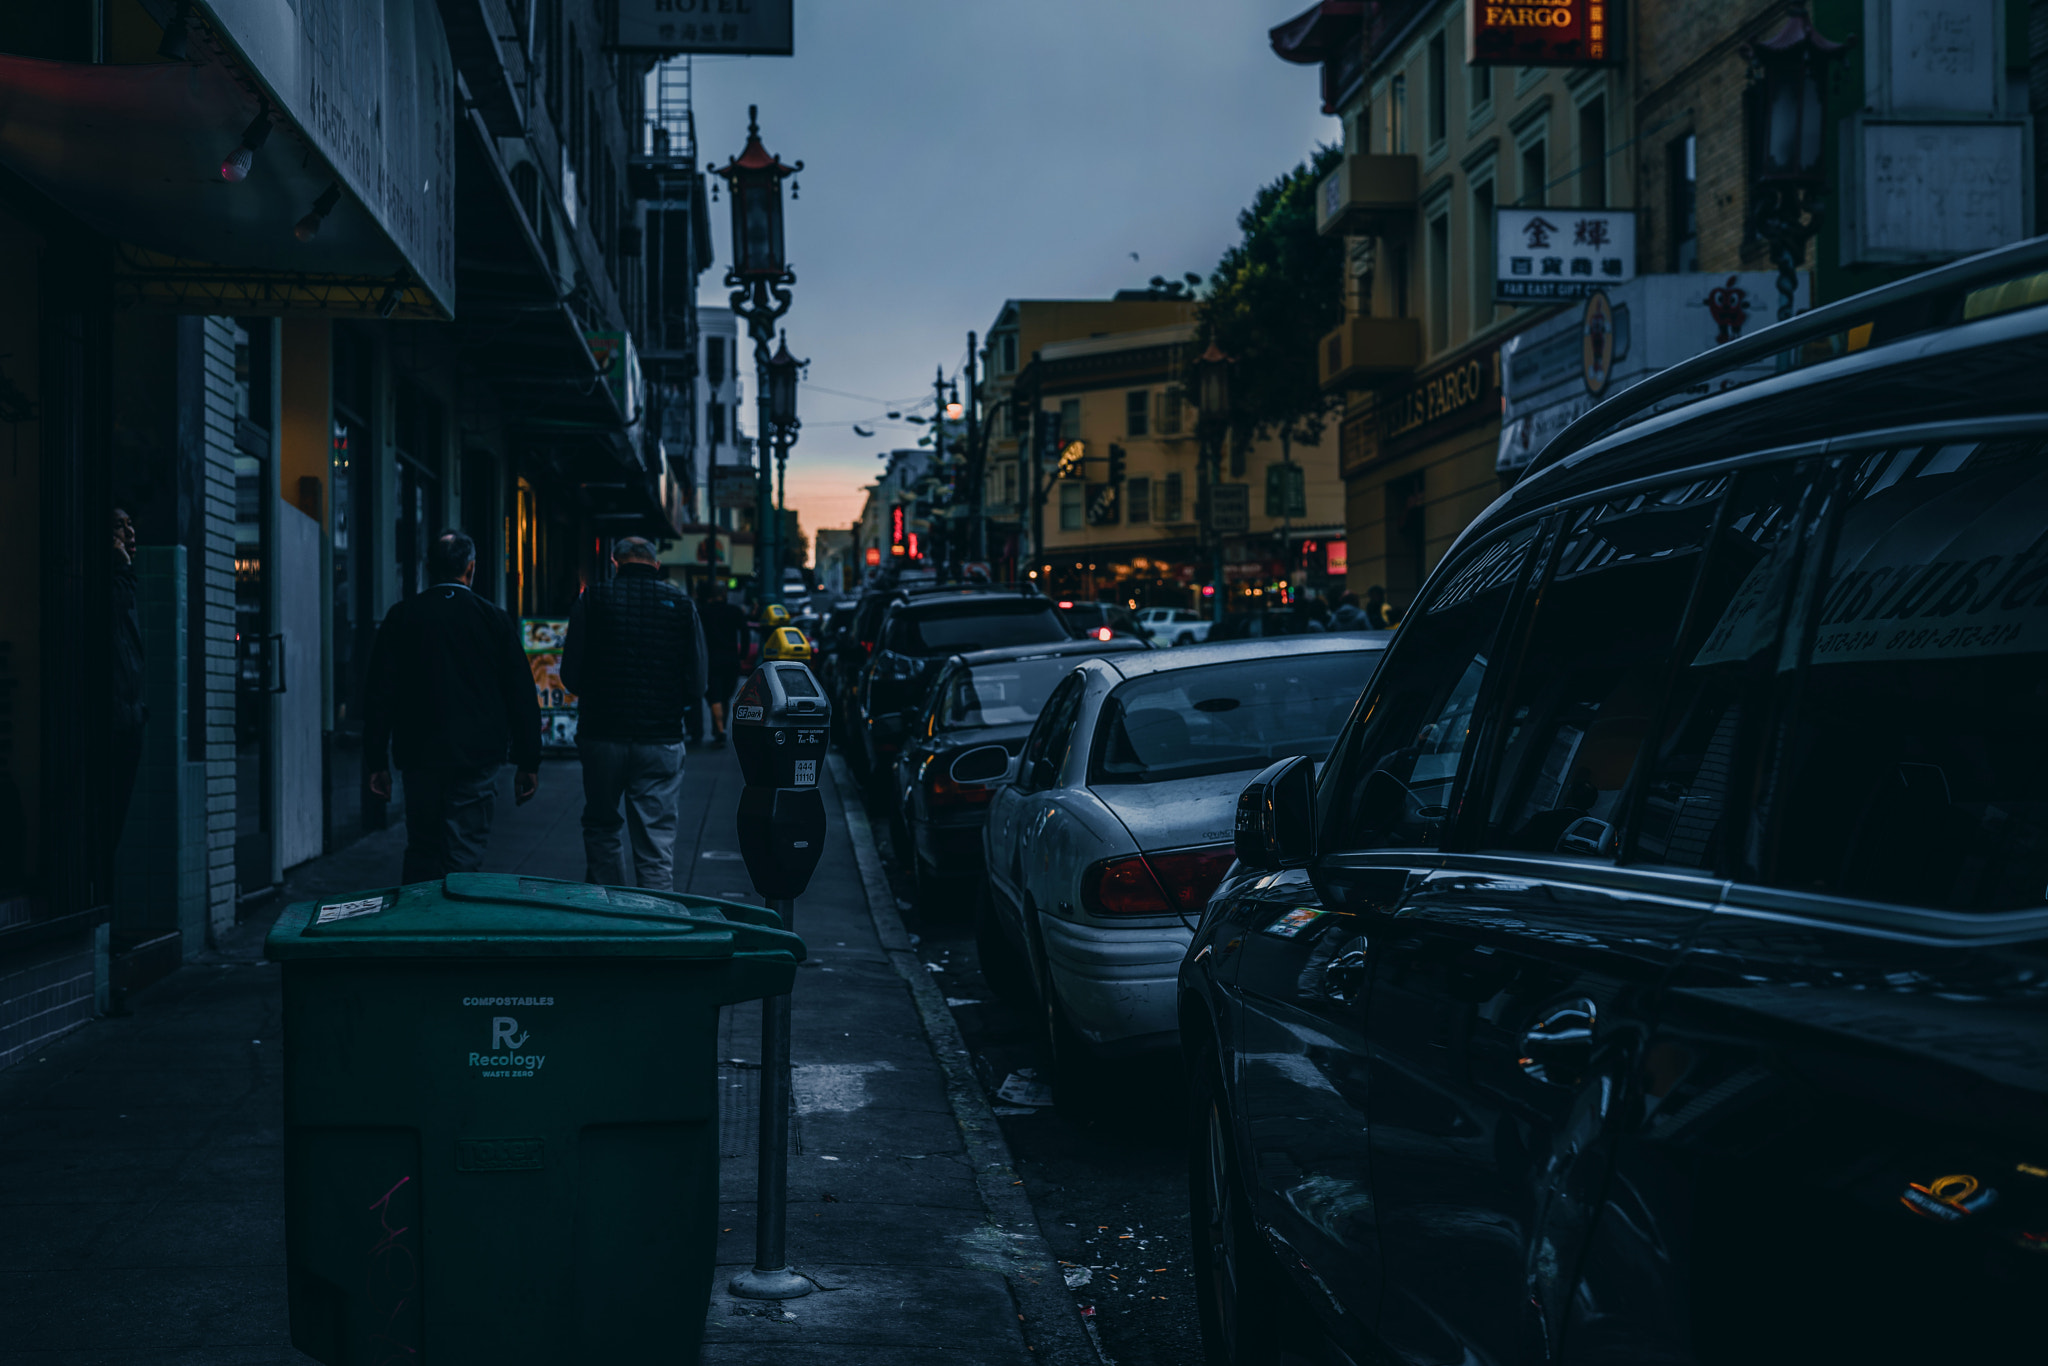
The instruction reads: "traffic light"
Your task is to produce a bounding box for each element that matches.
[1107,443,1126,484]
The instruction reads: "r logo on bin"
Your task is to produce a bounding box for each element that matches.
[491,1017,530,1050]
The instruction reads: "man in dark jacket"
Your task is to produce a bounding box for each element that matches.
[560,537,707,888]
[365,530,542,883]
[697,581,747,748]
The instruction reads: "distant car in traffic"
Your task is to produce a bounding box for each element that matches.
[1179,238,2048,1366]
[858,586,1069,785]
[963,635,1387,1115]
[889,637,1145,912]
[1056,599,1152,643]
[1136,606,1210,645]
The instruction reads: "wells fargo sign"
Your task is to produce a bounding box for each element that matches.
[1467,0,1615,66]
[1383,356,1492,448]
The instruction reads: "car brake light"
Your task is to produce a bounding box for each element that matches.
[927,769,995,812]
[1093,626,1113,641]
[1057,600,1075,609]
[1082,844,1234,917]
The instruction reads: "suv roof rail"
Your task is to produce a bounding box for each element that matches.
[1527,232,2048,480]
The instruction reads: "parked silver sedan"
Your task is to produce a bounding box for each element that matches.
[953,634,1390,1112]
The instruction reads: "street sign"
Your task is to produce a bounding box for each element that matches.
[1209,483,1250,534]
[714,467,758,510]
[1495,208,1636,301]
[1086,483,1120,526]
[611,0,794,55]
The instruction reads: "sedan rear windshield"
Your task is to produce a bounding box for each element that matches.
[1091,652,1377,784]
[936,656,1086,730]
[884,603,1069,654]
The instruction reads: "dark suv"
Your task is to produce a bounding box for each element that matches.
[858,587,1070,782]
[1182,239,2048,1366]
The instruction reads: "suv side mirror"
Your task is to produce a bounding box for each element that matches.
[948,744,1011,785]
[1235,755,1316,870]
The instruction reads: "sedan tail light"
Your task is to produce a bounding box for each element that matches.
[1082,844,1235,917]
[926,769,995,813]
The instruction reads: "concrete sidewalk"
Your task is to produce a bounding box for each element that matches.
[0,743,1091,1364]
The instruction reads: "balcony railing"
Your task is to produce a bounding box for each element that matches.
[1319,316,1423,390]
[1316,154,1419,238]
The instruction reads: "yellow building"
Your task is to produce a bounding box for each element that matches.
[1275,0,1633,611]
[983,296,1345,609]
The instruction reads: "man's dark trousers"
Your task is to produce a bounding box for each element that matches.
[400,765,500,884]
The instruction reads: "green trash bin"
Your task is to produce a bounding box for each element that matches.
[265,872,804,1365]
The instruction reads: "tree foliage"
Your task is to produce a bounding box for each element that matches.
[1196,144,1346,447]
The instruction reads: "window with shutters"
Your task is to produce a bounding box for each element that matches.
[1157,386,1184,436]
[1162,471,1184,523]
[1129,477,1152,523]
[1126,390,1149,437]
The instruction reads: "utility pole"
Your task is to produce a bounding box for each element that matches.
[964,332,984,566]
[932,364,949,574]
[1027,400,1045,579]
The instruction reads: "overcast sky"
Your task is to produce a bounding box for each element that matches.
[690,0,1339,546]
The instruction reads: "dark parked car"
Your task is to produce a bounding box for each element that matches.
[1055,599,1152,643]
[889,637,1145,911]
[858,586,1069,784]
[1181,239,2048,1366]
[1205,607,1326,640]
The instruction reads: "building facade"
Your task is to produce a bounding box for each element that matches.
[1276,0,2038,614]
[0,0,704,1070]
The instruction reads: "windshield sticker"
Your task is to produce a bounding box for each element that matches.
[315,897,386,924]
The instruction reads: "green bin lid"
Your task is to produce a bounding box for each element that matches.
[265,874,806,961]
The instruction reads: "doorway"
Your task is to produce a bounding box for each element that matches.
[231,320,276,901]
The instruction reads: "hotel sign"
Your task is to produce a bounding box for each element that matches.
[1467,0,1617,66]
[612,0,795,55]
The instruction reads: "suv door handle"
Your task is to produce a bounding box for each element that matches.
[1518,998,1597,1087]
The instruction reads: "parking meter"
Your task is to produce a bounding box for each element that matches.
[731,661,829,898]
[729,660,830,1302]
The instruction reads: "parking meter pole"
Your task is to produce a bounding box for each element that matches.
[729,662,830,1303]
[732,977,809,1299]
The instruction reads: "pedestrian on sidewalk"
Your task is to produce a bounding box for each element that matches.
[365,529,542,884]
[561,537,707,888]
[697,580,746,749]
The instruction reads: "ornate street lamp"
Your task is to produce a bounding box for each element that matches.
[1744,9,1849,325]
[763,333,805,585]
[714,106,803,605]
[1191,341,1236,621]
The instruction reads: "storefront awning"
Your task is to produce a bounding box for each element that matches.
[1270,1,1368,64]
[0,0,454,318]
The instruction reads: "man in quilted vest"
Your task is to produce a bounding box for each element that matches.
[560,537,708,888]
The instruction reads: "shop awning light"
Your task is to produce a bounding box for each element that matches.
[293,181,342,242]
[220,109,271,183]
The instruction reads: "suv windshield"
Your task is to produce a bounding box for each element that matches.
[935,656,1086,730]
[1092,652,1373,784]
[885,602,1069,654]
[1060,603,1142,634]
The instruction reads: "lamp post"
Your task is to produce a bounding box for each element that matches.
[1192,341,1235,623]
[764,333,804,588]
[714,105,802,607]
[1744,8,1849,331]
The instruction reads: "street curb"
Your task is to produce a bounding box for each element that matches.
[828,754,1103,1366]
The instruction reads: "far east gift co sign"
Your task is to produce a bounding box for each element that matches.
[1495,208,1636,302]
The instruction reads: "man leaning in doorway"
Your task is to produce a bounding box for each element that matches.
[365,530,542,883]
[561,537,707,889]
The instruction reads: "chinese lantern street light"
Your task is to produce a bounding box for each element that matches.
[714,106,803,607]
[764,334,806,576]
[1744,9,1849,327]
[1192,341,1236,623]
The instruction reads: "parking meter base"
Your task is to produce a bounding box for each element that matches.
[728,1266,817,1300]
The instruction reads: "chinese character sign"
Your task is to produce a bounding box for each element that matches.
[1496,208,1636,301]
[1467,0,1615,66]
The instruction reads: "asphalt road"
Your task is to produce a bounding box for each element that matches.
[867,797,1204,1366]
